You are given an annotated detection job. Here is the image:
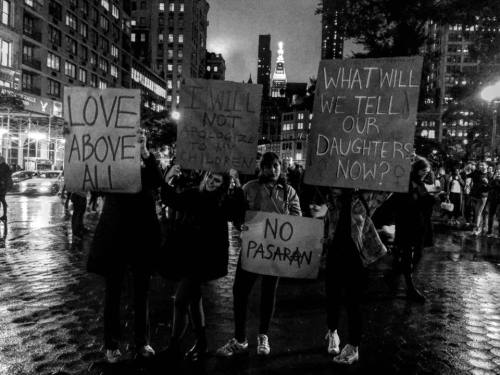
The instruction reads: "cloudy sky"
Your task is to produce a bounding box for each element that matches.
[206,0,343,84]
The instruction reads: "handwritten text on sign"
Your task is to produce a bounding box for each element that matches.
[177,79,262,174]
[241,211,323,279]
[304,56,423,192]
[64,88,141,193]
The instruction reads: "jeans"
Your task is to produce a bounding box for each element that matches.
[70,194,87,236]
[471,196,488,231]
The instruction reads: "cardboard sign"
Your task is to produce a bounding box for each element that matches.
[240,211,324,279]
[304,56,423,192]
[64,87,141,193]
[177,78,262,174]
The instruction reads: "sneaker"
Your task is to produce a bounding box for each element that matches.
[256,334,270,356]
[215,338,249,357]
[333,344,359,365]
[105,348,123,364]
[137,345,155,359]
[325,330,340,355]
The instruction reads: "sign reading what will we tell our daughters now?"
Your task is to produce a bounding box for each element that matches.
[64,88,141,193]
[304,56,423,193]
[176,78,262,175]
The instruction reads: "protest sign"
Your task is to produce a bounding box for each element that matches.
[304,56,423,192]
[64,87,141,193]
[240,211,324,279]
[177,78,262,174]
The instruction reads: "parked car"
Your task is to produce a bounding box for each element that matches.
[10,171,37,193]
[17,170,63,195]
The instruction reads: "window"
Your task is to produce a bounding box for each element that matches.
[101,0,109,11]
[65,61,76,78]
[111,44,119,58]
[49,0,62,20]
[297,122,303,130]
[167,64,173,71]
[159,2,164,11]
[167,95,172,102]
[47,79,60,96]
[110,64,118,78]
[47,52,60,70]
[65,13,77,30]
[178,34,183,43]
[90,52,97,66]
[131,19,136,26]
[140,1,146,9]
[167,80,172,88]
[131,33,136,42]
[180,3,184,11]
[99,79,107,89]
[158,33,164,41]
[177,65,182,74]
[139,17,146,25]
[214,66,218,72]
[178,49,183,58]
[100,37,109,52]
[23,43,33,60]
[2,0,10,26]
[169,2,174,11]
[22,71,34,90]
[206,66,210,71]
[25,0,33,7]
[100,15,109,31]
[65,36,77,55]
[90,74,97,87]
[112,4,119,19]
[168,33,174,43]
[0,39,11,67]
[140,33,146,42]
[80,45,88,60]
[79,22,88,38]
[78,68,87,83]
[167,49,173,58]
[99,57,108,72]
[176,95,180,104]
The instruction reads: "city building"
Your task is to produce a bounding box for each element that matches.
[130,0,209,109]
[279,109,313,165]
[257,34,271,98]
[0,0,167,170]
[321,0,344,59]
[271,41,287,98]
[204,51,225,80]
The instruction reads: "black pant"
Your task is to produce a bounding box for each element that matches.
[104,270,150,350]
[233,261,279,342]
[488,199,499,234]
[70,194,87,236]
[171,278,205,342]
[0,194,6,217]
[325,238,366,347]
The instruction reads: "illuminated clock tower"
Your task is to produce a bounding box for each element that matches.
[271,41,287,98]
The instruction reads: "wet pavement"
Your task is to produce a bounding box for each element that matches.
[0,195,499,375]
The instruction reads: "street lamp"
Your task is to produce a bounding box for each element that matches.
[481,81,500,156]
[171,110,181,121]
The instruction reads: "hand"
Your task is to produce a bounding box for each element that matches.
[165,164,181,183]
[137,129,149,159]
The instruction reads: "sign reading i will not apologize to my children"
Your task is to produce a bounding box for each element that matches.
[304,56,423,193]
[177,78,262,174]
[240,211,324,279]
[64,87,141,193]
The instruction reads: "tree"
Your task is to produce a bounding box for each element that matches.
[140,109,177,148]
[0,93,24,112]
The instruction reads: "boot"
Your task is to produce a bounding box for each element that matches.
[404,272,426,303]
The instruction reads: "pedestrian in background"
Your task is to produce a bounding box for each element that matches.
[487,166,500,237]
[0,156,12,221]
[470,161,490,236]
[448,168,464,226]
[217,152,301,358]
[70,191,87,240]
[87,129,163,363]
[161,166,246,361]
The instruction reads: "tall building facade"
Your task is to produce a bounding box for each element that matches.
[271,41,286,98]
[0,0,167,170]
[321,0,344,59]
[204,51,225,80]
[257,34,271,98]
[279,109,312,165]
[130,0,209,109]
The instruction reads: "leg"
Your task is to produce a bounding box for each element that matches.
[104,272,124,350]
[402,244,425,302]
[325,252,343,332]
[186,284,207,360]
[344,246,366,346]
[0,195,7,218]
[133,271,151,348]
[258,275,279,335]
[171,278,197,344]
[233,261,259,342]
[488,200,497,234]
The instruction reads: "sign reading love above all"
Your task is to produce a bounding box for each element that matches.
[304,56,423,193]
[64,88,142,193]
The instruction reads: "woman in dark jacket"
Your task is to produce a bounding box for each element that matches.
[87,130,163,363]
[389,157,434,302]
[162,164,246,361]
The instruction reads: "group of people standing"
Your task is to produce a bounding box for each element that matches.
[85,132,435,367]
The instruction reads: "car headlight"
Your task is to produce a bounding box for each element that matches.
[19,181,27,187]
[41,181,52,187]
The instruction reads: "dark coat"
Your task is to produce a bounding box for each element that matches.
[0,163,12,195]
[394,178,435,249]
[87,153,163,276]
[160,185,246,281]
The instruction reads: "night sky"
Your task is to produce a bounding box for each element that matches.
[206,0,323,84]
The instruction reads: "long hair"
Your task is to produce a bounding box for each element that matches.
[410,156,431,182]
[199,171,231,206]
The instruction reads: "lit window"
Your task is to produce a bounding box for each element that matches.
[25,0,33,7]
[297,122,303,129]
[99,79,107,89]
[167,95,172,102]
[79,22,88,38]
[178,34,183,43]
[101,0,109,11]
[48,79,60,96]
[110,64,118,78]
[0,39,12,67]
[169,3,174,11]
[206,66,211,71]
[178,49,183,58]
[131,19,136,26]
[176,95,180,104]
[214,66,218,72]
[177,65,182,73]
[100,15,109,31]
[78,68,87,83]
[159,2,164,11]
[2,0,10,26]
[112,4,119,19]
[158,33,163,41]
[168,34,174,43]
[64,61,76,78]
[46,52,60,71]
[167,80,172,88]
[65,14,77,30]
[140,33,146,42]
[99,58,108,72]
[167,64,173,71]
[180,3,184,11]
[167,49,173,58]
[111,45,119,58]
[131,33,136,42]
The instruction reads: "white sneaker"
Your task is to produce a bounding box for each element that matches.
[256,334,270,356]
[105,348,123,363]
[137,344,155,358]
[325,330,340,355]
[333,344,359,365]
[215,338,249,357]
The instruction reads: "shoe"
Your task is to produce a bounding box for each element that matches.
[105,348,123,364]
[325,330,340,355]
[333,344,359,365]
[137,344,155,359]
[185,340,208,362]
[407,287,426,303]
[487,232,496,238]
[216,338,249,357]
[256,334,270,356]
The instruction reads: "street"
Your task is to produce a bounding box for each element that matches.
[0,195,498,374]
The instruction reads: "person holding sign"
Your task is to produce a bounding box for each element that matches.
[160,165,246,361]
[324,188,389,365]
[216,152,301,357]
[87,129,163,364]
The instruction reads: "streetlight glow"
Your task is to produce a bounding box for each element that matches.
[171,111,181,121]
[481,82,500,102]
[29,132,47,141]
